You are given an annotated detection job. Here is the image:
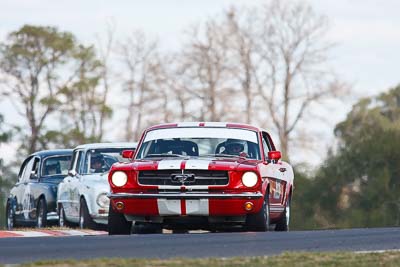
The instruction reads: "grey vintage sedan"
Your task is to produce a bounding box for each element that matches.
[5,149,73,229]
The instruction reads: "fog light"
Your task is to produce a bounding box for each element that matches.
[115,202,124,210]
[244,202,254,211]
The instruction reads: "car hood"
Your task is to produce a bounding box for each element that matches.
[127,157,260,172]
[81,173,110,185]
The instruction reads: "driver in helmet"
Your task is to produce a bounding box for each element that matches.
[224,139,246,156]
[90,154,105,173]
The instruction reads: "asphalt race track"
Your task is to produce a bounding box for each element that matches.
[1,227,400,264]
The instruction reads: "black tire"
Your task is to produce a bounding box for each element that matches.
[245,193,270,232]
[36,198,47,228]
[275,196,291,231]
[58,204,73,228]
[132,222,163,234]
[79,198,97,230]
[108,204,132,235]
[6,200,16,230]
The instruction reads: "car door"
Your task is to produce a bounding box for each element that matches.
[14,156,38,223]
[259,132,286,213]
[67,150,84,221]
[12,156,32,223]
[26,156,41,222]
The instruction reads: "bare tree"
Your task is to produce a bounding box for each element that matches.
[95,21,117,141]
[178,21,237,122]
[225,7,260,124]
[118,31,162,141]
[253,0,343,157]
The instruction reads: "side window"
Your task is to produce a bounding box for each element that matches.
[20,157,35,182]
[262,132,275,160]
[32,157,40,177]
[70,150,83,174]
[18,157,31,181]
[76,151,83,173]
[262,137,269,160]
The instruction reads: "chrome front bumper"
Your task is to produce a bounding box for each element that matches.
[47,212,59,221]
[108,192,263,199]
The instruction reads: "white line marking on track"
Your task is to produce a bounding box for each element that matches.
[0,229,107,238]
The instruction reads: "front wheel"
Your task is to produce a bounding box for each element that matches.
[79,198,97,230]
[275,196,291,231]
[108,204,132,235]
[245,193,270,232]
[6,201,15,230]
[58,204,73,228]
[36,198,47,228]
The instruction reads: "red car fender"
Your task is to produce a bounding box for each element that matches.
[261,177,270,200]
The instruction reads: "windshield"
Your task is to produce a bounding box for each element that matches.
[42,155,71,177]
[83,148,134,174]
[136,127,261,160]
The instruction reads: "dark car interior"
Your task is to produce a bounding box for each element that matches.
[149,139,199,156]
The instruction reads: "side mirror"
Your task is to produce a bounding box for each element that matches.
[68,170,77,177]
[268,151,281,161]
[30,171,38,179]
[122,149,135,159]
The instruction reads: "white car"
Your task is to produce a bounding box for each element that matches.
[57,143,137,229]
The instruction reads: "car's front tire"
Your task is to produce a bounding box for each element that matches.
[275,196,291,231]
[245,193,270,232]
[79,198,97,230]
[108,204,132,235]
[6,200,16,230]
[36,198,47,228]
[58,204,73,228]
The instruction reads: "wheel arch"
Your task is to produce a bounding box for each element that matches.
[80,194,94,215]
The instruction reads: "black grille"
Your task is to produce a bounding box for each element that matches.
[138,170,229,186]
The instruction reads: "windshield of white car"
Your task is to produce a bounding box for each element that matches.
[136,128,260,160]
[82,148,135,174]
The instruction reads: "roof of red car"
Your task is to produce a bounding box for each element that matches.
[146,122,261,132]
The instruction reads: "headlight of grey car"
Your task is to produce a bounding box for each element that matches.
[96,193,110,208]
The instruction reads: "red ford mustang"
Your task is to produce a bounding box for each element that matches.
[107,122,294,234]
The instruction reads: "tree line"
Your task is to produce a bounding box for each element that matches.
[292,86,400,229]
[0,0,340,158]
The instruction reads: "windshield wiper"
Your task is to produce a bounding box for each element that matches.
[144,153,184,158]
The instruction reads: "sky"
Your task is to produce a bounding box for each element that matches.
[0,0,399,166]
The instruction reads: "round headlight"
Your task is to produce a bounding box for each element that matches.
[96,193,110,208]
[242,172,258,187]
[111,171,128,187]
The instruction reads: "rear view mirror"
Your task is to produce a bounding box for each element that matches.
[122,150,135,159]
[268,151,281,161]
[68,170,77,177]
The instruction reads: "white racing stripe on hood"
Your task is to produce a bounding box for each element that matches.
[185,159,211,170]
[157,160,183,170]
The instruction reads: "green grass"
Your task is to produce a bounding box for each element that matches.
[15,251,400,267]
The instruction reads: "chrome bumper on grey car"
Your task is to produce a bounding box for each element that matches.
[107,192,263,199]
[47,212,59,221]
